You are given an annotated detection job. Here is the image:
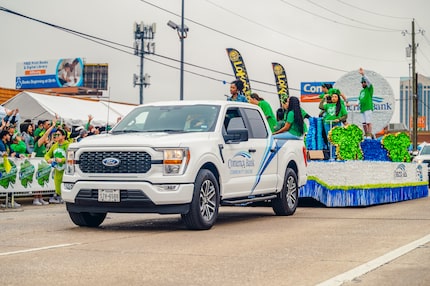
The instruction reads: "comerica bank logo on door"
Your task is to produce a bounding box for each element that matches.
[228,152,255,174]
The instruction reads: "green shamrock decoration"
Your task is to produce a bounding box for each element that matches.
[0,160,17,189]
[19,159,36,188]
[36,160,52,187]
[329,124,364,160]
[381,132,411,162]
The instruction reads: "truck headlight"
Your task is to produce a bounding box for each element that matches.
[65,150,76,175]
[155,148,190,175]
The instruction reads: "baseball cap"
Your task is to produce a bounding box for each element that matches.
[12,132,21,140]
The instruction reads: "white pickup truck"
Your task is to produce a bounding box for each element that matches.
[62,100,307,230]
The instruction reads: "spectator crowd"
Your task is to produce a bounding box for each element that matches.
[0,108,112,208]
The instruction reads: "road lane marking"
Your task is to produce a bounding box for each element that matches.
[0,243,80,256]
[317,234,430,286]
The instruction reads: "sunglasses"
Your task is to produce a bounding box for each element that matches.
[53,133,62,137]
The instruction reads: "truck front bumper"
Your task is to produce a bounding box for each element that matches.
[62,181,194,214]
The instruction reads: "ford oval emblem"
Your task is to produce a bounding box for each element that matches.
[102,157,121,167]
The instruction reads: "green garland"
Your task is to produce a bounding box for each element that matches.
[381,132,411,162]
[307,175,428,191]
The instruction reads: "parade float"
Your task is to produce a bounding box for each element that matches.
[300,70,429,207]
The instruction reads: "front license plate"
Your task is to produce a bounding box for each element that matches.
[98,189,120,202]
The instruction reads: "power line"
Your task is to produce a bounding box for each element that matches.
[334,0,412,20]
[140,0,348,73]
[0,6,248,87]
[0,5,285,96]
[204,0,404,63]
[306,0,402,32]
[280,0,400,32]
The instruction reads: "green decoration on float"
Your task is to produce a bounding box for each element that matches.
[381,132,411,162]
[329,124,364,160]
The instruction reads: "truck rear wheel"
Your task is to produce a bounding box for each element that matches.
[68,211,107,227]
[272,168,298,216]
[182,169,219,230]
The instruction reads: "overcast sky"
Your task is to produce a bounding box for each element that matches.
[1,0,429,122]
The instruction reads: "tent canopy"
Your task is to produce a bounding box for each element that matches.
[3,91,136,127]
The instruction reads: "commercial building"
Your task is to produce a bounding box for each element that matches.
[399,74,430,131]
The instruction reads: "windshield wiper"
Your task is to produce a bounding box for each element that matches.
[145,129,184,133]
[111,130,141,134]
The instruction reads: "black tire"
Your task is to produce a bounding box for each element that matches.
[182,169,219,230]
[272,168,298,216]
[68,211,107,227]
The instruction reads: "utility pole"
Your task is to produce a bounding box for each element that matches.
[412,19,418,151]
[404,19,424,151]
[133,22,156,104]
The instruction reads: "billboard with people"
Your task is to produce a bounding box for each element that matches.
[15,58,84,89]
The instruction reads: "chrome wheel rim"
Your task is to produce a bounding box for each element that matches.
[286,175,297,209]
[199,179,216,221]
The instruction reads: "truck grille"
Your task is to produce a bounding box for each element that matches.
[79,151,151,174]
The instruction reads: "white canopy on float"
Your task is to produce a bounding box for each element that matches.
[2,91,136,127]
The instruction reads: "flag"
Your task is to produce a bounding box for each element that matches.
[226,48,252,99]
[3,154,11,173]
[272,62,289,106]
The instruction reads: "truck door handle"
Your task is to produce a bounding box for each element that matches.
[249,148,256,153]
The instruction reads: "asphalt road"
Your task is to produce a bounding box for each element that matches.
[1,195,429,286]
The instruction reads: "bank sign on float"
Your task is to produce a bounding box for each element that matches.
[299,70,395,134]
[334,70,395,134]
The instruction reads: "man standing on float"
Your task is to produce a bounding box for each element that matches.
[358,67,374,139]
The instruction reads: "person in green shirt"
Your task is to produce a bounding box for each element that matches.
[249,93,277,132]
[273,95,306,140]
[319,89,348,158]
[357,67,374,138]
[45,128,70,203]
[10,133,27,156]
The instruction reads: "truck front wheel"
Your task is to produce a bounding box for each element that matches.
[272,168,298,216]
[68,211,107,227]
[182,169,220,230]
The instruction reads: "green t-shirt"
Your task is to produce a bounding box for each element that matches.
[285,110,303,137]
[44,141,70,171]
[11,141,27,154]
[359,84,374,112]
[258,100,277,132]
[322,102,347,124]
[281,109,308,135]
[34,141,47,158]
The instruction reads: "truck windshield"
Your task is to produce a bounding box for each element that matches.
[112,104,220,133]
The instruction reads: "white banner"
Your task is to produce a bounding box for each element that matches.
[0,157,55,194]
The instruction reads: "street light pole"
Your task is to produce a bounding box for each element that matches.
[167,0,188,101]
[180,0,185,101]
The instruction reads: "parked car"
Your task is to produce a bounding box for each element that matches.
[412,143,430,185]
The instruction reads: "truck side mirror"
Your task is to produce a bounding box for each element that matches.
[224,128,248,143]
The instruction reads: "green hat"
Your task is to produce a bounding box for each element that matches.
[329,88,341,95]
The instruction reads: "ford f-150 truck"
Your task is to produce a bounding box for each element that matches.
[62,100,307,230]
